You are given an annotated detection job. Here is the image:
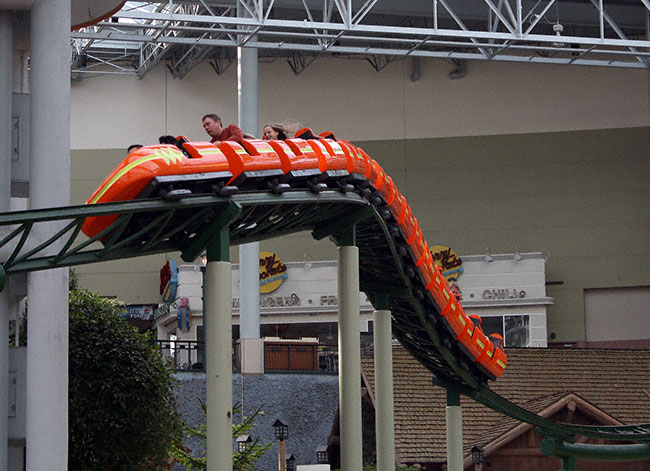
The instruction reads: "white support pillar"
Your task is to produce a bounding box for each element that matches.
[446,389,464,471]
[373,299,396,471]
[26,1,71,470]
[0,287,8,471]
[205,233,233,471]
[237,28,263,376]
[0,11,13,471]
[0,10,11,207]
[338,228,362,471]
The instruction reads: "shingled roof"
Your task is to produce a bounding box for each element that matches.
[360,346,650,466]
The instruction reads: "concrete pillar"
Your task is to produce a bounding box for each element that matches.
[205,231,233,471]
[338,227,362,471]
[0,10,11,206]
[373,298,396,471]
[26,1,71,470]
[0,11,13,471]
[237,32,263,376]
[446,389,464,471]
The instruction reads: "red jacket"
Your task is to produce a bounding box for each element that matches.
[211,124,243,143]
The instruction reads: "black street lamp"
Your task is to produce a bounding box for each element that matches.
[286,454,297,471]
[236,434,252,453]
[472,445,490,471]
[273,419,289,471]
[471,445,484,464]
[316,445,329,464]
[273,419,289,440]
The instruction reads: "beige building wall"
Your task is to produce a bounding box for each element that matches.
[70,57,650,343]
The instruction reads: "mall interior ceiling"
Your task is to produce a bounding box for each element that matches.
[69,0,650,79]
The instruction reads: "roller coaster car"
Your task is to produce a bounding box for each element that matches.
[306,139,351,189]
[419,259,437,292]
[220,140,285,190]
[279,138,328,192]
[465,316,507,380]
[81,142,234,238]
[388,191,408,225]
[408,230,428,267]
[339,142,372,185]
[486,334,507,377]
[439,290,475,343]
[425,265,448,308]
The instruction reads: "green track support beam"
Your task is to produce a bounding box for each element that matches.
[311,205,371,241]
[206,229,230,263]
[374,292,389,310]
[180,202,241,262]
[541,439,650,462]
[361,282,410,298]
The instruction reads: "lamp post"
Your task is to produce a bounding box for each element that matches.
[236,434,252,453]
[236,434,253,471]
[316,445,329,464]
[286,454,297,471]
[472,445,486,471]
[273,419,289,471]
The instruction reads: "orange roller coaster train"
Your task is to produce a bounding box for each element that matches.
[82,129,507,382]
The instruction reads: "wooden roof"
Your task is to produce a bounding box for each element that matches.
[360,346,650,465]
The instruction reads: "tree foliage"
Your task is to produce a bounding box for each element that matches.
[68,290,182,470]
[171,402,272,470]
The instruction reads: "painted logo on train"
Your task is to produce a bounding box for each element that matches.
[259,251,287,294]
[430,245,463,282]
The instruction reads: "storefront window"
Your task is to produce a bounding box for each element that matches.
[505,315,530,347]
[476,315,530,347]
[481,317,503,338]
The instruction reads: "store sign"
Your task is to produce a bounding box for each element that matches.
[232,294,301,309]
[430,245,464,282]
[160,259,178,303]
[259,251,287,294]
[482,289,526,300]
[125,304,156,320]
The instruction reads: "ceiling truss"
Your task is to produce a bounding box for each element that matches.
[70,0,650,80]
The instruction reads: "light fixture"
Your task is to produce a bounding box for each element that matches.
[304,252,313,269]
[236,434,252,453]
[286,454,297,471]
[552,23,564,47]
[316,445,329,464]
[484,248,493,262]
[273,419,289,441]
[200,252,207,266]
[471,445,485,464]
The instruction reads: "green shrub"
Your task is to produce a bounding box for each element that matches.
[68,290,182,470]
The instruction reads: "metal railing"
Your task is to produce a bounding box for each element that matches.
[157,340,340,374]
[157,340,205,372]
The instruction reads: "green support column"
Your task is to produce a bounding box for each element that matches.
[205,230,232,471]
[338,225,363,471]
[446,389,463,471]
[373,293,396,471]
[562,456,577,471]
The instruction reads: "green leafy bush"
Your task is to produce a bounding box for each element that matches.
[68,290,182,470]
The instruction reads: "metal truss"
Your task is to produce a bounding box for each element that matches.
[70,0,650,79]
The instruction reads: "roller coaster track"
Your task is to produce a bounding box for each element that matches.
[2,182,650,459]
